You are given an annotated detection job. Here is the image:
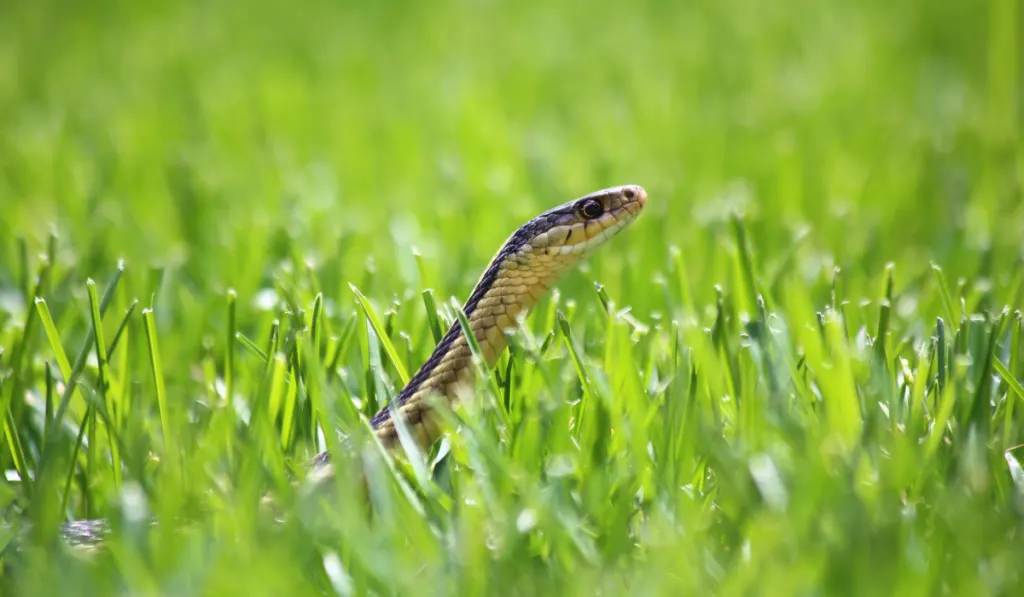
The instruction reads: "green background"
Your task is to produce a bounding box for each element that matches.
[1,0,1022,594]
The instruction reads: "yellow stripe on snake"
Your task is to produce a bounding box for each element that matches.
[59,184,648,546]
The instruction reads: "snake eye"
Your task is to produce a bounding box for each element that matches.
[579,199,604,219]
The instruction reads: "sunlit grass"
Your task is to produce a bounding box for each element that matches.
[2,0,1024,594]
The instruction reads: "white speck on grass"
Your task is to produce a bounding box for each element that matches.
[253,288,279,311]
[233,395,251,424]
[0,290,25,319]
[213,377,227,400]
[749,453,788,512]
[692,181,754,225]
[897,295,918,318]
[855,326,871,351]
[322,551,354,597]
[545,454,575,478]
[1005,451,1024,497]
[516,509,538,533]
[120,482,148,523]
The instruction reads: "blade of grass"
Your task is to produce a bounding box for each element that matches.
[59,406,93,517]
[143,307,176,471]
[105,299,138,357]
[311,293,324,360]
[236,332,270,363]
[875,263,894,364]
[931,264,959,326]
[993,357,1024,404]
[936,317,947,395]
[350,284,410,385]
[87,278,120,489]
[421,289,444,345]
[267,353,287,436]
[226,289,237,403]
[17,235,29,302]
[730,213,762,315]
[34,298,72,380]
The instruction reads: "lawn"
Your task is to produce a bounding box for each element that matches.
[1,0,1023,594]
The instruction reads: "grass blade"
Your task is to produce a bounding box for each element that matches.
[421,289,444,345]
[350,283,410,385]
[226,288,237,403]
[86,279,120,489]
[237,332,270,363]
[143,307,175,468]
[34,298,72,380]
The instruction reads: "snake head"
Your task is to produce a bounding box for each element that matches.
[525,184,648,257]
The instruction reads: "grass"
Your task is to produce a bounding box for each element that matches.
[1,0,1023,594]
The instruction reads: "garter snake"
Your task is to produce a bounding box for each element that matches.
[56,184,647,546]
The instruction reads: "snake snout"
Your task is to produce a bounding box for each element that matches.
[620,184,648,207]
[631,185,648,208]
[610,184,648,219]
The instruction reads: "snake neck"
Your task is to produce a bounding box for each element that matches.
[368,251,575,449]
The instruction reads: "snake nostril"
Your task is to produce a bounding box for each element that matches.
[623,187,636,200]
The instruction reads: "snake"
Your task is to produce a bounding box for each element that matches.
[54,184,648,547]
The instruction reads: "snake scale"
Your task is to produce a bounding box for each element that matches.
[58,184,648,547]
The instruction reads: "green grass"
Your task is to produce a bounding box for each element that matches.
[1,0,1024,594]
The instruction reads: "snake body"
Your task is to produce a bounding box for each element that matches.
[59,184,647,546]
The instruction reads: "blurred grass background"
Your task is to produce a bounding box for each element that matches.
[1,0,1023,594]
